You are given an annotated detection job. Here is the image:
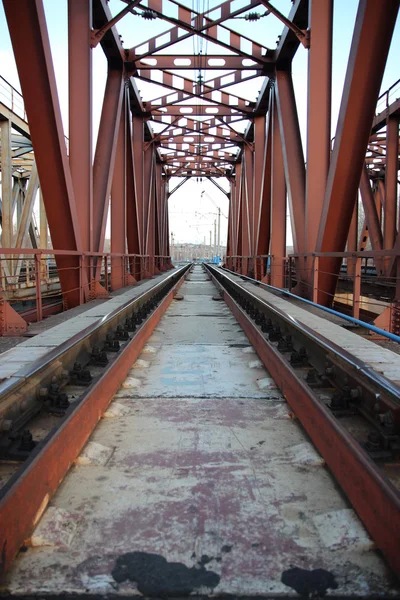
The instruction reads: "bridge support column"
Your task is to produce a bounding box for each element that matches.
[111,92,127,291]
[384,116,399,274]
[3,0,84,308]
[306,0,332,297]
[316,0,399,305]
[270,92,286,289]
[68,0,93,288]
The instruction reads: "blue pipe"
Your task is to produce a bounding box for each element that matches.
[221,267,400,344]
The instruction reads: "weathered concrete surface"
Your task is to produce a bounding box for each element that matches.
[1,266,396,597]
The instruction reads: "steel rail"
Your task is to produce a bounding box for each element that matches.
[219,270,400,396]
[205,264,400,576]
[0,264,191,575]
[222,266,400,344]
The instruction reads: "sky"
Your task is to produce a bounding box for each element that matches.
[0,0,399,249]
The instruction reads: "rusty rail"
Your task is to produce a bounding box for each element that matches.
[0,264,191,574]
[205,263,400,576]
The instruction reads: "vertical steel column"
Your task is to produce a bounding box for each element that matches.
[316,0,399,305]
[377,179,385,213]
[3,0,83,307]
[228,182,236,260]
[39,188,48,282]
[13,164,39,252]
[16,181,23,232]
[154,163,163,271]
[253,115,266,260]
[0,120,12,248]
[275,70,305,255]
[165,185,171,265]
[348,201,358,252]
[39,189,47,250]
[236,162,244,271]
[270,94,286,288]
[11,179,20,233]
[161,177,169,261]
[226,189,232,261]
[384,116,399,272]
[353,258,362,320]
[306,0,332,255]
[93,68,124,255]
[126,109,140,280]
[110,95,126,291]
[68,0,93,254]
[240,152,251,275]
[359,166,383,251]
[132,116,144,257]
[347,200,358,278]
[245,141,254,260]
[257,109,272,277]
[144,151,155,274]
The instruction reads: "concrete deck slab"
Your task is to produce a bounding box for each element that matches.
[159,314,249,344]
[166,295,230,317]
[2,266,395,597]
[116,343,273,399]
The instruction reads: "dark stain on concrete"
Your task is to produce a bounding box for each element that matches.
[112,551,220,596]
[221,545,232,553]
[281,566,338,597]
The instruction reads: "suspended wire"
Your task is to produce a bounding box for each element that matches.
[233,10,270,20]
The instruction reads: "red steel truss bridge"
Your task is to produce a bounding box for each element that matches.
[0,0,399,337]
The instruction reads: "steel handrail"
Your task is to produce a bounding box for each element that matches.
[0,265,188,400]
[211,265,400,401]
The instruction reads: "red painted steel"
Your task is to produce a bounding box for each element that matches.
[111,93,127,290]
[275,70,305,255]
[270,93,286,288]
[359,165,383,252]
[256,110,272,264]
[126,112,141,280]
[316,0,399,305]
[3,0,83,307]
[1,0,399,328]
[68,0,93,256]
[217,275,400,576]
[305,0,332,259]
[0,270,187,574]
[93,68,124,255]
[385,116,399,274]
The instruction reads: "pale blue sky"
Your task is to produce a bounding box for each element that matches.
[0,1,399,246]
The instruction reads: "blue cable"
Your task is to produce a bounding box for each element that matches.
[221,267,400,345]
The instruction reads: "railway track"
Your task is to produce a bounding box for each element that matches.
[0,262,399,585]
[205,264,400,576]
[0,264,190,575]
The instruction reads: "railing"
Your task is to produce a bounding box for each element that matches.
[329,77,400,149]
[375,78,400,117]
[0,249,172,327]
[287,251,400,333]
[0,75,27,121]
[225,254,289,287]
[225,252,400,334]
[0,74,69,151]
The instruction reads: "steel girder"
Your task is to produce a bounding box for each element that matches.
[3,0,83,308]
[315,0,399,304]
[2,0,399,321]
